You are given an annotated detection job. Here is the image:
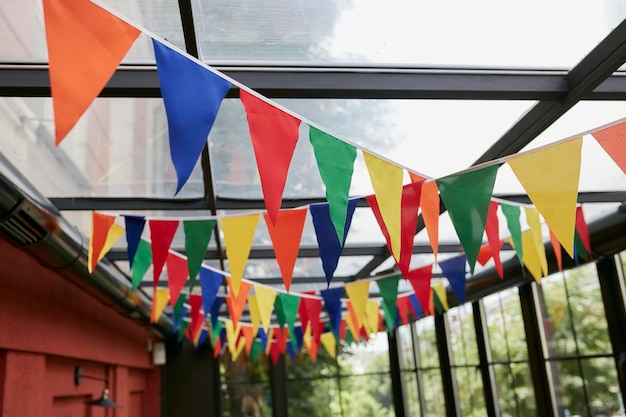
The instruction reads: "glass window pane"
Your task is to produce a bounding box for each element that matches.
[397,324,415,371]
[338,333,389,376]
[338,374,394,417]
[421,369,446,417]
[582,357,622,416]
[484,288,528,362]
[415,317,439,369]
[448,304,479,366]
[456,366,486,417]
[493,363,537,417]
[221,358,272,417]
[538,274,577,357]
[287,375,339,417]
[550,359,587,417]
[402,371,421,417]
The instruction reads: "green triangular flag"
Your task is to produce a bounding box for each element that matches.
[173,293,187,320]
[376,274,400,332]
[131,239,152,290]
[436,165,499,274]
[501,204,524,265]
[309,126,357,244]
[345,327,355,345]
[275,293,301,330]
[210,319,224,345]
[250,339,263,365]
[574,231,589,262]
[177,320,190,342]
[184,219,216,293]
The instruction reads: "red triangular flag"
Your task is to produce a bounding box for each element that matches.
[406,265,433,314]
[149,220,179,289]
[166,252,189,307]
[263,209,307,292]
[300,295,323,336]
[240,90,301,224]
[476,244,493,266]
[485,202,504,278]
[189,294,204,341]
[43,0,140,145]
[396,296,410,325]
[398,181,423,275]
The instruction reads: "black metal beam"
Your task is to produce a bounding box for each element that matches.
[6,64,626,100]
[473,301,499,417]
[387,331,407,417]
[434,313,461,417]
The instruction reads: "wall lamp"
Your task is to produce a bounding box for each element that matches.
[74,366,121,409]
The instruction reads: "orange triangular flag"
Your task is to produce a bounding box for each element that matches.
[592,121,626,174]
[476,244,493,266]
[151,288,170,323]
[221,214,259,296]
[549,229,563,272]
[43,0,140,145]
[88,223,125,274]
[419,180,440,262]
[263,209,307,292]
[508,138,582,257]
[363,152,404,260]
[226,278,251,328]
[88,212,117,273]
[241,325,255,356]
[344,280,371,328]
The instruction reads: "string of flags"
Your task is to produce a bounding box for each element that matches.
[45,0,622,363]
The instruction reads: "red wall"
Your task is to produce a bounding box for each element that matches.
[0,237,161,416]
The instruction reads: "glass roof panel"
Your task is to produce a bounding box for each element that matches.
[194,0,626,67]
[0,0,182,63]
[0,97,203,198]
[210,98,533,199]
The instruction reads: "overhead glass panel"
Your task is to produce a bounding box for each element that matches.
[210,98,533,199]
[193,0,626,67]
[0,0,183,63]
[0,97,203,198]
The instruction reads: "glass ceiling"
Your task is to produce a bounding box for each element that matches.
[1,0,626,302]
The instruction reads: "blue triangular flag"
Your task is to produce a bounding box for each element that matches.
[152,39,231,194]
[286,341,296,362]
[219,327,227,346]
[439,255,467,304]
[199,267,223,318]
[195,328,209,349]
[258,327,268,351]
[409,293,423,319]
[124,215,145,268]
[209,296,225,327]
[293,325,304,351]
[310,199,358,286]
[320,287,343,337]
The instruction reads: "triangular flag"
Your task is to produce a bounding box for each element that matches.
[293,326,304,352]
[151,288,170,323]
[210,320,224,345]
[43,0,140,145]
[274,293,300,330]
[224,320,241,357]
[477,245,493,266]
[501,204,524,265]
[263,209,307,292]
[591,121,626,174]
[172,299,188,334]
[396,296,411,325]
[299,295,323,336]
[221,214,259,296]
[89,212,117,273]
[89,223,124,273]
[549,229,563,272]
[152,39,230,194]
[226,279,251,328]
[575,207,592,259]
[364,300,380,335]
[345,305,361,340]
[247,295,262,336]
[363,152,404,259]
[239,90,301,224]
[254,285,277,332]
[166,252,189,307]
[320,333,337,359]
[131,240,152,290]
[344,280,370,329]
[320,287,343,336]
[188,294,204,340]
[309,127,357,244]
[376,274,401,332]
[149,220,179,289]
[525,208,548,277]
[399,181,423,275]
[124,215,145,269]
[516,231,543,282]
[432,280,449,312]
[508,138,582,257]
[380,301,396,332]
[310,200,358,286]
[241,325,255,356]
[439,255,467,304]
[415,178,440,262]
[209,297,225,327]
[436,165,499,274]
[406,265,433,314]
[408,294,423,319]
[183,219,216,293]
[250,340,263,365]
[485,202,503,279]
[199,267,223,318]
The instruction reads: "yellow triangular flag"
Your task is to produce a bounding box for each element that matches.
[320,332,337,359]
[266,327,275,355]
[221,214,260,296]
[525,208,548,277]
[508,138,582,257]
[363,152,404,260]
[254,285,277,332]
[509,232,543,283]
[364,300,380,334]
[224,320,241,357]
[247,295,262,336]
[151,288,170,323]
[345,280,371,328]
[432,280,449,312]
[303,323,313,350]
[232,338,246,361]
